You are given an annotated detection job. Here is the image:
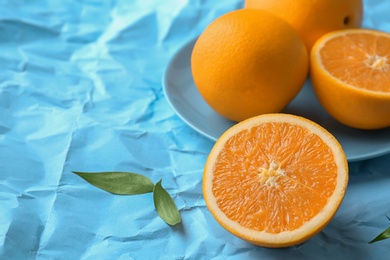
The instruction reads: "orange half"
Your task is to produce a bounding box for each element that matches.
[310,29,390,129]
[203,114,348,248]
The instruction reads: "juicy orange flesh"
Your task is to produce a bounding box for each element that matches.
[212,122,337,233]
[320,32,390,92]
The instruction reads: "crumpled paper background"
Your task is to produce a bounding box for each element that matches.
[1,0,390,259]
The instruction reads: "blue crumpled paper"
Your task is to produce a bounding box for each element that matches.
[1,0,390,259]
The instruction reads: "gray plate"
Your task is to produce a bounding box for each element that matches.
[163,38,390,162]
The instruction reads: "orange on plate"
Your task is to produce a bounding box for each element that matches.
[245,0,363,51]
[203,114,348,248]
[191,9,308,122]
[310,29,390,130]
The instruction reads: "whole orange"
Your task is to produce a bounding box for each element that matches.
[245,0,363,51]
[191,9,308,122]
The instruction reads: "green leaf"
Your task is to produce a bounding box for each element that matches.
[153,179,181,226]
[369,227,390,243]
[369,216,390,244]
[73,171,154,195]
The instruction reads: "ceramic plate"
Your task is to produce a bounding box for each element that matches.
[162,38,390,162]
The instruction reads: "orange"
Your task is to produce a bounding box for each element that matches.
[245,0,363,51]
[203,113,348,248]
[191,9,308,122]
[310,29,390,130]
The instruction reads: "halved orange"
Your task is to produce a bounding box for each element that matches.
[203,114,348,248]
[310,29,390,129]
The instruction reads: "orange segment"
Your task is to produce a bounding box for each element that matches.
[203,114,348,248]
[310,29,390,129]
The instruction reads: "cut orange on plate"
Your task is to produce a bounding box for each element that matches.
[310,29,390,129]
[203,114,348,248]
